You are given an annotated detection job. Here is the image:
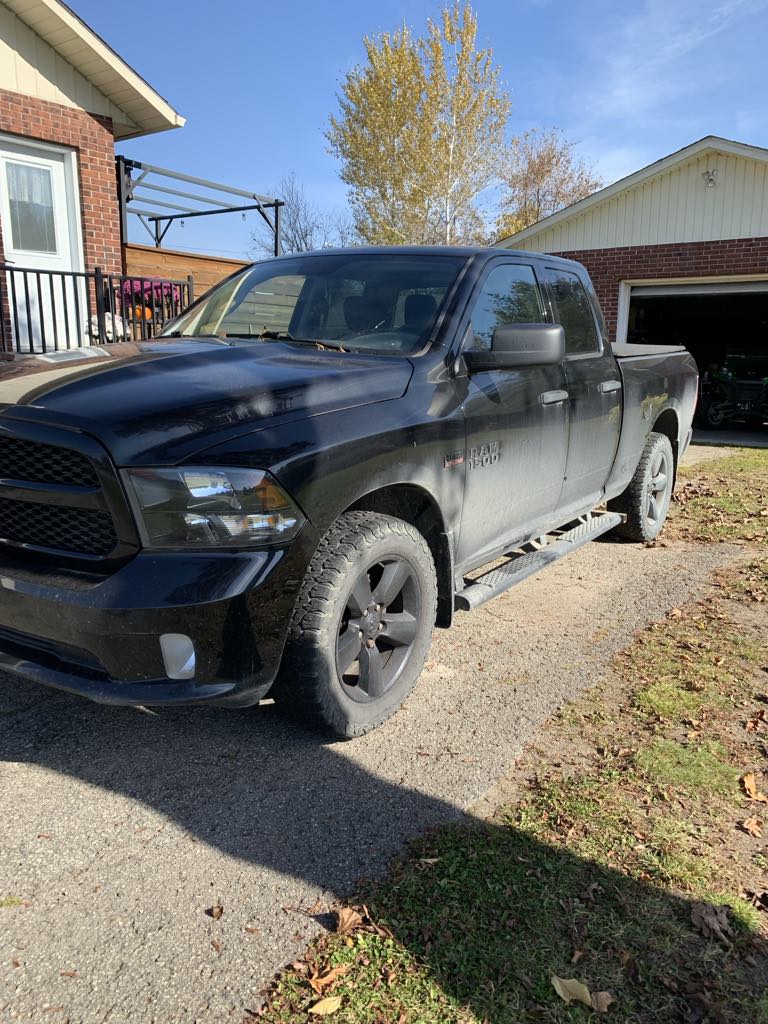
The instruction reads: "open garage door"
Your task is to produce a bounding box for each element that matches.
[627,280,768,434]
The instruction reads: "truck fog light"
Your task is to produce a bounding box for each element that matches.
[160,633,196,680]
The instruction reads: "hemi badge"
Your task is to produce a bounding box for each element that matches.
[443,451,465,468]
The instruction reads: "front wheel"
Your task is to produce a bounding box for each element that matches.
[608,432,675,542]
[272,511,437,738]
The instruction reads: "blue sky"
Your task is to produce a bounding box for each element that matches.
[73,0,768,258]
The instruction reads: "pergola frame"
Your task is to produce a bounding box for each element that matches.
[116,156,283,256]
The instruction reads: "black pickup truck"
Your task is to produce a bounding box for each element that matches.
[0,247,698,736]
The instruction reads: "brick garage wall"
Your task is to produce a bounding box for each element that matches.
[0,90,121,274]
[551,237,768,340]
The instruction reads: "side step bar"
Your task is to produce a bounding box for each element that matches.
[454,510,624,612]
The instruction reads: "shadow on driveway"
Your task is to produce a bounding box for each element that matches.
[3,679,767,1022]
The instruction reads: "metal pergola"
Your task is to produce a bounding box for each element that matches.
[116,156,283,256]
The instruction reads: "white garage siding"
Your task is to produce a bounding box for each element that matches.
[500,137,768,254]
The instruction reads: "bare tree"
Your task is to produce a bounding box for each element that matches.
[250,173,357,256]
[495,129,603,239]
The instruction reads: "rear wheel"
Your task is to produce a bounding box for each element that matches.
[272,511,436,738]
[697,397,729,429]
[608,432,674,542]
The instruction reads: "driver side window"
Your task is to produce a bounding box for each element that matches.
[467,264,544,351]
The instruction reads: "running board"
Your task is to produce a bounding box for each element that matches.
[454,511,624,612]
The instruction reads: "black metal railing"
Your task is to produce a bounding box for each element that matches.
[0,264,195,355]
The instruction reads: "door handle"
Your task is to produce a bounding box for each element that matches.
[540,389,569,405]
[598,380,622,394]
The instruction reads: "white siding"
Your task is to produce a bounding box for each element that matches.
[507,149,768,252]
[0,5,138,131]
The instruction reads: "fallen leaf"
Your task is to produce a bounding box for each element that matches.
[551,975,592,1007]
[307,898,323,915]
[669,607,683,619]
[59,969,77,978]
[334,907,363,935]
[11,958,21,968]
[571,948,585,964]
[308,996,342,1016]
[746,710,766,732]
[211,939,222,955]
[690,902,733,942]
[206,902,224,920]
[244,925,261,935]
[741,772,768,803]
[309,964,349,995]
[740,817,763,838]
[592,991,616,1013]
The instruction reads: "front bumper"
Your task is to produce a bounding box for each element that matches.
[0,540,311,707]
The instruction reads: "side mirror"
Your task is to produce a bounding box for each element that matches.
[463,323,565,372]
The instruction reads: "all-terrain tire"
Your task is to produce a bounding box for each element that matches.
[608,432,675,542]
[271,511,437,738]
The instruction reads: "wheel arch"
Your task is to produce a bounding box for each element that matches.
[346,483,453,628]
[651,408,680,477]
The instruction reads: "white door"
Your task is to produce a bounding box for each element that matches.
[0,138,85,352]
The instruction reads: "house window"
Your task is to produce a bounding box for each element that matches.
[6,161,57,253]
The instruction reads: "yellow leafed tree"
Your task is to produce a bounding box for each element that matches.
[326,4,509,245]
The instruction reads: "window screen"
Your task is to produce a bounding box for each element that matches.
[467,264,544,351]
[545,269,600,355]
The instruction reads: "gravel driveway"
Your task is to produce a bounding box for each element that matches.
[0,528,739,1022]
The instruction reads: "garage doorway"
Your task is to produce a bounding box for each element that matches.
[626,281,768,438]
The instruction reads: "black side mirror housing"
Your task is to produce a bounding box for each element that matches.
[463,323,565,372]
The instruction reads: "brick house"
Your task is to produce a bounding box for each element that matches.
[0,0,190,350]
[498,136,768,372]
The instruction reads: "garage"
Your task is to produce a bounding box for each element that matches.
[499,135,768,438]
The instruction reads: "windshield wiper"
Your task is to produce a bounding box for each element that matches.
[225,331,349,351]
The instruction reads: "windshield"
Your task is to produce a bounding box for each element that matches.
[160,252,467,355]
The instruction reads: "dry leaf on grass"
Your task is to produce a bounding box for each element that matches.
[551,975,613,1011]
[741,772,768,803]
[690,902,733,942]
[551,976,592,1007]
[745,710,766,732]
[334,907,363,935]
[592,991,616,1013]
[308,964,349,995]
[740,817,763,838]
[308,996,342,1016]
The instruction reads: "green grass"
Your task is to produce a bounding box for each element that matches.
[260,455,768,1023]
[635,738,737,795]
[669,449,768,543]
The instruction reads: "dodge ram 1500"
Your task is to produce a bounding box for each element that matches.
[0,247,698,736]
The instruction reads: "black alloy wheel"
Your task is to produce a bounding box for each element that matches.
[273,511,437,737]
[336,556,422,702]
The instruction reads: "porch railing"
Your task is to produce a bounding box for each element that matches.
[0,264,195,355]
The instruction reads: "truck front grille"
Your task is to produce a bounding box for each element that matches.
[0,496,117,556]
[0,432,133,561]
[0,436,99,488]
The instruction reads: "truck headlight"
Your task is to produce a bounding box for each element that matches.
[123,467,305,548]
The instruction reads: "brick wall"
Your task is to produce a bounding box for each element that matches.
[551,237,768,339]
[0,89,121,274]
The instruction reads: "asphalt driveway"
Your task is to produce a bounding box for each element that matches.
[0,523,740,1022]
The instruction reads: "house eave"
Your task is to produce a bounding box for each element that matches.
[3,0,185,138]
[497,135,768,248]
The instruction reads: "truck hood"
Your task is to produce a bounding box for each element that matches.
[0,338,413,464]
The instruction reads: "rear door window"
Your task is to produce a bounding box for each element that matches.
[467,263,545,351]
[544,269,600,356]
